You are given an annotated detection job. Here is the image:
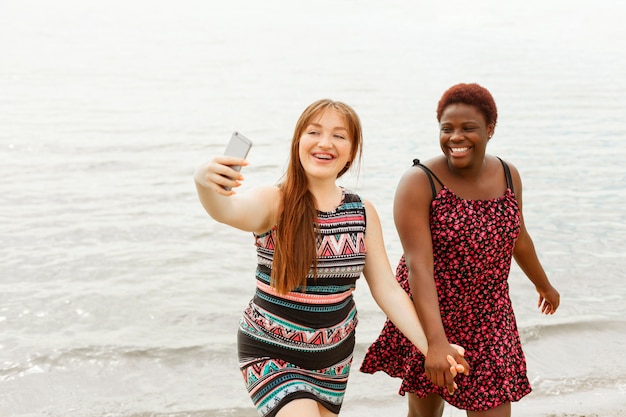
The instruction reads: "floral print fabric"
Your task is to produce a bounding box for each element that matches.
[360,187,532,411]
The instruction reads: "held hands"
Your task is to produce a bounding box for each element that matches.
[426,342,470,395]
[194,156,248,195]
[448,344,467,374]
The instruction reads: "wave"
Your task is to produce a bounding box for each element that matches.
[519,317,626,342]
[127,408,252,417]
[0,344,234,382]
[530,374,626,397]
[9,408,255,417]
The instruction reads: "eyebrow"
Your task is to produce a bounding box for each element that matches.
[440,120,481,125]
[306,122,348,131]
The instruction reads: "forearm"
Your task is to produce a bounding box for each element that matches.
[373,284,429,354]
[513,232,552,289]
[194,179,236,224]
[408,267,448,346]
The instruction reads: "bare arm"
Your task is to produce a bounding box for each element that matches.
[508,163,560,314]
[194,156,279,233]
[362,198,428,352]
[393,167,470,388]
[361,199,466,390]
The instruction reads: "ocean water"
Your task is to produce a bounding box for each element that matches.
[1,0,625,416]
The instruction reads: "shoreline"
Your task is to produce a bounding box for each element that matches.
[341,385,626,417]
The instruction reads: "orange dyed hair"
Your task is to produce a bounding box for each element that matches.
[436,83,498,127]
[272,99,363,294]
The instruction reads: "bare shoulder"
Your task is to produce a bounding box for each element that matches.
[262,185,282,209]
[398,158,430,185]
[396,156,443,199]
[361,198,380,218]
[494,156,523,188]
[360,199,384,242]
[246,184,281,204]
[251,184,281,196]
[243,185,281,232]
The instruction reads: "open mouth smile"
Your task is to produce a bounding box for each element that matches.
[450,147,470,154]
[313,153,335,160]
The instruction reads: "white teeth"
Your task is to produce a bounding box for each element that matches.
[314,154,333,160]
[450,147,470,153]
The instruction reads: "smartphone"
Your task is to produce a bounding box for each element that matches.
[222,131,253,190]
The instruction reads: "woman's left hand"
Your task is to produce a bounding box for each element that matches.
[537,285,560,314]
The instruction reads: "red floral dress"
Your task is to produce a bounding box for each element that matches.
[360,161,532,411]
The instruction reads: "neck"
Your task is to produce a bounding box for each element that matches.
[308,180,342,212]
[446,157,487,180]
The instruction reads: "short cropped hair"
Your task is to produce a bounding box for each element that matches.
[436,83,498,127]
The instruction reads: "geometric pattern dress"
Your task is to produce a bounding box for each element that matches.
[360,159,532,411]
[238,189,367,416]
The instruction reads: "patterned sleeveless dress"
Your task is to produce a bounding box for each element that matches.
[238,189,366,417]
[360,159,532,411]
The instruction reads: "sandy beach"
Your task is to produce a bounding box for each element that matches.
[341,387,626,417]
[336,364,626,417]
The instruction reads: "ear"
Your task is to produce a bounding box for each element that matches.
[487,123,496,139]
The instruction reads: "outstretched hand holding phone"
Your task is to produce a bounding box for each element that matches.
[193,131,253,195]
[222,131,253,190]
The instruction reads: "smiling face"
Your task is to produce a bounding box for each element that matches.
[439,103,495,169]
[298,108,353,182]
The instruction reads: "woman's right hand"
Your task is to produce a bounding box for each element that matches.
[194,156,248,195]
[425,341,470,394]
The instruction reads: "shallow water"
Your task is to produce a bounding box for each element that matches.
[2,0,626,416]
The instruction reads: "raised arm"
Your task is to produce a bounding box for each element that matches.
[194,156,279,234]
[508,163,560,314]
[393,167,469,388]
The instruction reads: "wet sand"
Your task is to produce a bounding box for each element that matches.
[340,373,626,417]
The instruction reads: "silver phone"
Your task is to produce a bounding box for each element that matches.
[222,131,253,190]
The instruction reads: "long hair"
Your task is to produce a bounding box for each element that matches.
[271,99,363,294]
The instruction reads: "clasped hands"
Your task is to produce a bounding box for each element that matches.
[428,343,470,395]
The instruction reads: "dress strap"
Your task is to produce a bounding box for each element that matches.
[496,157,515,194]
[412,159,445,200]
